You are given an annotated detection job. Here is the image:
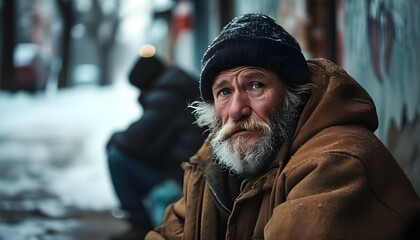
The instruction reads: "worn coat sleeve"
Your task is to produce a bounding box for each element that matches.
[264,126,418,239]
[146,197,186,240]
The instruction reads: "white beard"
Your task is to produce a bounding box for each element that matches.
[211,133,275,177]
[210,106,298,178]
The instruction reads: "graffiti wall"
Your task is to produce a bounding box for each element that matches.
[343,0,420,193]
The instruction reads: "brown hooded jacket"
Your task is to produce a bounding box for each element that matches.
[146,58,420,240]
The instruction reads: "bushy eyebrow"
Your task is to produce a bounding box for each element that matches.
[212,69,271,91]
[241,72,267,81]
[212,79,229,91]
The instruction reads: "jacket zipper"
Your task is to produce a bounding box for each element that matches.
[207,182,232,215]
[207,166,277,216]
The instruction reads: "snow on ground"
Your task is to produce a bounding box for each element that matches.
[0,81,140,211]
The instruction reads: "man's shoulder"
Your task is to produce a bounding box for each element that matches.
[298,125,382,155]
[288,125,392,174]
[278,126,387,194]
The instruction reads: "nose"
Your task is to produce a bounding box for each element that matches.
[229,91,251,121]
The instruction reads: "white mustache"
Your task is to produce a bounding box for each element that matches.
[214,118,272,142]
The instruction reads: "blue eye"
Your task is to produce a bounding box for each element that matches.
[252,82,264,90]
[219,88,231,96]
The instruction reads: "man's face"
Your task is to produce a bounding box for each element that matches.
[210,66,286,177]
[212,66,285,145]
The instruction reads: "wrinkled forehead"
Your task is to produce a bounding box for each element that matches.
[213,66,279,85]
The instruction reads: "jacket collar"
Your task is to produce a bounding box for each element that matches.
[195,135,292,212]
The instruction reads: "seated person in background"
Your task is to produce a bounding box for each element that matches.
[106,48,206,240]
[146,13,420,240]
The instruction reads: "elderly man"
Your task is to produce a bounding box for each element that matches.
[146,13,420,240]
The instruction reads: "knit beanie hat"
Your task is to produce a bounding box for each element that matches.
[129,54,166,90]
[200,13,310,101]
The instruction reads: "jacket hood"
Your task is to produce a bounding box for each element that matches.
[290,58,378,153]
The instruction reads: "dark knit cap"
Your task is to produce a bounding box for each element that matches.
[129,55,166,90]
[200,13,310,101]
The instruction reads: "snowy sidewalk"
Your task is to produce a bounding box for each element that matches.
[0,84,140,239]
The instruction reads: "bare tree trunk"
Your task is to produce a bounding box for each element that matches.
[88,0,121,86]
[57,0,74,89]
[1,0,17,92]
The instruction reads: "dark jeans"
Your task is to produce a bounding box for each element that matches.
[107,146,167,227]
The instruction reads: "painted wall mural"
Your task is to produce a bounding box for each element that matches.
[343,0,420,193]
